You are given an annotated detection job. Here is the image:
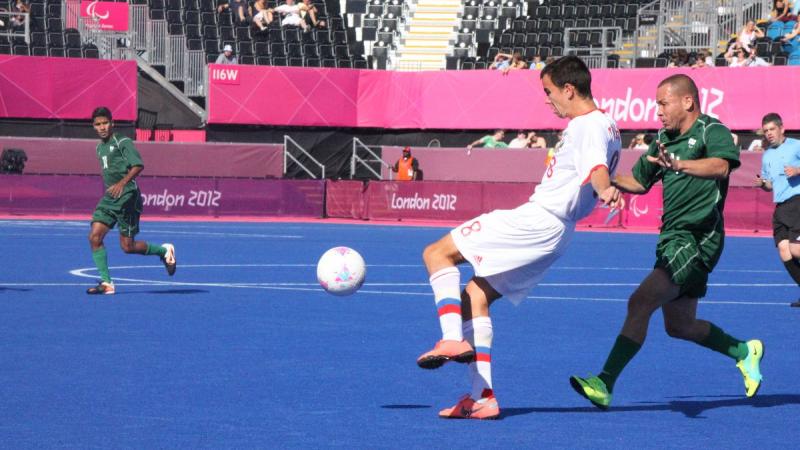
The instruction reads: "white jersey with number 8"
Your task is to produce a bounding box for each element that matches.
[531,109,622,222]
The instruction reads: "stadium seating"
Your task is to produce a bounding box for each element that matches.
[0,0,369,69]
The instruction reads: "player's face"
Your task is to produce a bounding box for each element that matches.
[93,116,112,140]
[655,84,690,132]
[762,122,784,146]
[541,74,568,119]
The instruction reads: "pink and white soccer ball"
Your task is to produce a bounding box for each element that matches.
[316,247,366,296]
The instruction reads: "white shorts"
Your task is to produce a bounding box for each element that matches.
[450,201,574,304]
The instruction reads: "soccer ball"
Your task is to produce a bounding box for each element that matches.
[316,247,366,296]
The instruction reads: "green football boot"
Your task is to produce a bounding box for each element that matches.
[570,374,611,411]
[736,339,764,398]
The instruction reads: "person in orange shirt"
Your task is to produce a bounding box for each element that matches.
[390,147,420,181]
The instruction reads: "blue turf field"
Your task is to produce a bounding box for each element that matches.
[1,219,798,448]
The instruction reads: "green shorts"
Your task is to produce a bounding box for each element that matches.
[654,231,721,299]
[91,190,143,237]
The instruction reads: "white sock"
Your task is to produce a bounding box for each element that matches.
[469,316,493,399]
[430,267,462,341]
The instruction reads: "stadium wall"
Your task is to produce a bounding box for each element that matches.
[207,65,800,131]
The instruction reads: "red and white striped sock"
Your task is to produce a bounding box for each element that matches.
[430,267,463,341]
[466,316,493,399]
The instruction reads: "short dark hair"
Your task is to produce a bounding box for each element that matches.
[762,112,783,127]
[91,106,112,121]
[657,74,700,106]
[539,56,593,98]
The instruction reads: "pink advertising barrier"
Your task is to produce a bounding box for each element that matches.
[326,180,619,226]
[207,66,800,130]
[325,180,772,232]
[0,137,284,178]
[622,185,774,232]
[80,1,129,31]
[379,147,764,186]
[0,56,137,121]
[0,175,325,217]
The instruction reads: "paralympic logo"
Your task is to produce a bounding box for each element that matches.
[85,1,109,20]
[629,195,649,218]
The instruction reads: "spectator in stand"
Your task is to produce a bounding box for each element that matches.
[628,133,650,150]
[10,0,29,29]
[527,131,547,149]
[529,54,546,70]
[691,50,713,68]
[500,52,527,73]
[736,20,764,52]
[747,129,766,152]
[667,49,690,67]
[252,0,271,31]
[269,0,309,31]
[301,0,326,29]
[725,42,771,67]
[490,53,510,70]
[390,147,420,181]
[216,44,238,64]
[508,131,529,148]
[217,0,250,25]
[770,0,795,22]
[782,20,800,42]
[467,130,508,152]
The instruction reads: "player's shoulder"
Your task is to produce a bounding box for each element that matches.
[696,115,731,140]
[785,137,800,148]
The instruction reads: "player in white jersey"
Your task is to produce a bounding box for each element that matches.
[415,56,623,420]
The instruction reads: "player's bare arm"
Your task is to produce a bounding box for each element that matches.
[611,174,647,195]
[107,165,143,199]
[784,165,800,178]
[589,167,624,210]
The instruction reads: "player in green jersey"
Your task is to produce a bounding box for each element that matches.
[570,74,763,409]
[86,107,176,295]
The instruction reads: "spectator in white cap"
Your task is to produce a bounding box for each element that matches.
[216,44,238,64]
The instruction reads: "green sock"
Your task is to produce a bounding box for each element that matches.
[598,335,642,393]
[92,247,111,283]
[699,323,748,361]
[145,243,166,257]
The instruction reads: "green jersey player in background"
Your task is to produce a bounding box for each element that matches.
[86,106,176,295]
[570,74,763,409]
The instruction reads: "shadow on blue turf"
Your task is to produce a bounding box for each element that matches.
[0,286,31,292]
[381,405,432,409]
[116,289,210,295]
[501,394,800,419]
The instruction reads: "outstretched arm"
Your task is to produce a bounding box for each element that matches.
[612,174,648,194]
[590,166,624,210]
[646,140,731,179]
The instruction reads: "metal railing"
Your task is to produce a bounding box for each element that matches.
[351,138,390,180]
[0,11,30,44]
[146,19,167,65]
[166,34,186,81]
[285,136,325,179]
[130,4,148,53]
[185,51,206,96]
[633,0,772,65]
[563,26,623,69]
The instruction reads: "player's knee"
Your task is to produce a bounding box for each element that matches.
[422,242,442,265]
[626,294,657,319]
[88,232,102,247]
[120,241,136,253]
[664,322,691,339]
